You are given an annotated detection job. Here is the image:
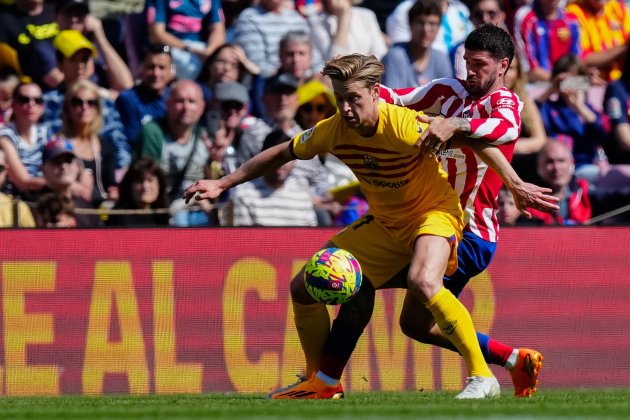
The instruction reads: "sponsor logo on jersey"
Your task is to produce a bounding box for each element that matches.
[363,178,410,188]
[496,97,515,107]
[299,127,315,144]
[363,155,379,170]
[437,149,466,159]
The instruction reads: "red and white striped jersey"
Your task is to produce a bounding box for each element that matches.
[380,78,523,242]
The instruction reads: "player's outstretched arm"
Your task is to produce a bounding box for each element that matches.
[183,141,295,203]
[461,139,560,218]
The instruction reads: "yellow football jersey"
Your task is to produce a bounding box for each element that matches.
[291,102,462,226]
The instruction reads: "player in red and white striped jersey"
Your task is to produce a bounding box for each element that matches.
[380,77,522,242]
[377,25,554,397]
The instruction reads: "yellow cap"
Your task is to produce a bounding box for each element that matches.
[297,79,336,109]
[53,30,97,59]
[329,181,361,204]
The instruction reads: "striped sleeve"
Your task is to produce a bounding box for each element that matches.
[467,90,522,145]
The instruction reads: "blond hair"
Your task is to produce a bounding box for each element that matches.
[62,79,103,137]
[322,54,384,88]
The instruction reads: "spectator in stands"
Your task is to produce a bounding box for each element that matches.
[603,49,630,164]
[535,54,608,182]
[115,43,175,147]
[327,181,368,226]
[55,0,134,92]
[59,80,118,207]
[38,138,101,227]
[43,30,130,169]
[306,0,387,61]
[0,147,35,227]
[386,0,473,54]
[137,80,211,226]
[513,0,580,83]
[35,192,77,227]
[382,0,454,88]
[529,140,592,225]
[0,68,19,125]
[107,157,170,227]
[0,82,50,200]
[206,81,267,178]
[505,52,547,183]
[566,0,630,82]
[197,43,260,95]
[0,0,62,89]
[252,31,318,120]
[258,74,301,136]
[451,0,506,79]
[233,0,322,78]
[295,79,336,131]
[230,129,317,226]
[146,0,226,80]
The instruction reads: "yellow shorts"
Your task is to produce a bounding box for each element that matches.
[330,210,463,289]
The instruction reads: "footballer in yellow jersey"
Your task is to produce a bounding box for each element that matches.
[185,54,499,399]
[291,101,464,286]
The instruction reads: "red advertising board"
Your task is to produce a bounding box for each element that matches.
[0,227,628,395]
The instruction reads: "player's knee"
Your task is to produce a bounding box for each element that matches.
[407,269,443,301]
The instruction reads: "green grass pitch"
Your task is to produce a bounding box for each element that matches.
[0,389,628,419]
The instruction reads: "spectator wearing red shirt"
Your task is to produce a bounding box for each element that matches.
[529,140,592,225]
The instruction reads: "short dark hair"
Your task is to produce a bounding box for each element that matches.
[408,0,443,24]
[552,54,587,78]
[464,24,515,65]
[262,129,290,151]
[144,43,172,58]
[36,193,75,226]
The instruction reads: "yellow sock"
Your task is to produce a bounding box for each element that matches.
[425,287,492,378]
[293,301,330,377]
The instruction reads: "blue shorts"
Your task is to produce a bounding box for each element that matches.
[445,231,496,297]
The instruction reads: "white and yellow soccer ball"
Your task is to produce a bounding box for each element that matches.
[304,248,362,305]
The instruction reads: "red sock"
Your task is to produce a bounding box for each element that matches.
[487,338,514,366]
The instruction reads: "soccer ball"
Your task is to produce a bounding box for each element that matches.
[304,248,362,305]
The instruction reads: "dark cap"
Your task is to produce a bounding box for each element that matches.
[42,138,76,163]
[56,0,90,15]
[214,82,250,104]
[264,74,299,94]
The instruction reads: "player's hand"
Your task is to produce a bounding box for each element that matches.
[417,114,458,156]
[510,182,560,218]
[183,179,223,204]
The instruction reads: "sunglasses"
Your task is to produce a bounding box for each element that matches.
[221,100,245,111]
[52,154,75,165]
[70,97,99,108]
[0,164,5,173]
[15,94,44,105]
[301,103,327,114]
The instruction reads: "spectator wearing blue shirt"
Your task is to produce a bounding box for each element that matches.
[115,44,175,148]
[536,54,607,182]
[146,0,226,80]
[382,0,453,89]
[42,30,130,169]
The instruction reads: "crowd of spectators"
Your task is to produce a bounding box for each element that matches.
[0,0,628,228]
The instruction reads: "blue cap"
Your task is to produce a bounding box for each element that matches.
[42,138,76,163]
